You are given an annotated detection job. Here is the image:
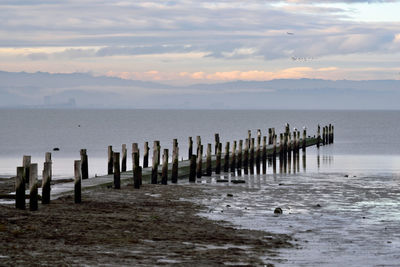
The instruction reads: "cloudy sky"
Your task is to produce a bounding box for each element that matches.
[1,0,400,85]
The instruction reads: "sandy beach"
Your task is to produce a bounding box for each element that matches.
[0,180,292,266]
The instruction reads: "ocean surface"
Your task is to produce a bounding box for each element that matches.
[1,109,400,265]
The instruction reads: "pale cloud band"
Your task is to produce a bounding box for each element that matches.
[0,0,399,83]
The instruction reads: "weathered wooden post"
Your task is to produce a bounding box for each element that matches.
[196,145,203,178]
[317,125,321,148]
[332,125,334,143]
[121,144,127,172]
[74,160,82,203]
[15,167,25,210]
[188,137,193,160]
[161,149,168,185]
[156,141,161,166]
[224,142,230,172]
[23,155,31,185]
[262,136,267,174]
[214,133,220,155]
[107,146,113,175]
[42,162,51,204]
[249,138,255,175]
[133,151,140,189]
[172,139,179,183]
[189,155,196,182]
[243,139,249,175]
[138,166,143,186]
[132,143,139,159]
[29,163,38,211]
[256,130,261,174]
[272,135,277,174]
[143,142,149,168]
[196,136,201,156]
[237,140,243,176]
[215,143,222,174]
[322,126,326,145]
[151,141,159,184]
[247,130,251,149]
[206,143,212,176]
[80,149,88,180]
[302,128,307,152]
[45,152,51,165]
[230,141,236,173]
[268,128,272,145]
[113,152,120,189]
[279,133,284,173]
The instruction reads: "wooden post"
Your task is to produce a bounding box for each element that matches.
[317,125,321,148]
[214,133,220,155]
[188,137,193,160]
[161,149,168,185]
[243,139,249,175]
[15,167,25,210]
[237,140,243,176]
[273,134,277,158]
[172,139,179,183]
[113,152,120,189]
[247,130,251,149]
[132,143,139,159]
[80,149,88,180]
[224,142,230,172]
[302,128,307,152]
[215,143,222,174]
[152,141,159,184]
[121,144,127,172]
[23,155,31,185]
[42,162,51,204]
[45,152,51,164]
[256,130,261,174]
[322,126,326,145]
[139,166,143,186]
[196,145,203,178]
[143,142,149,168]
[249,138,255,175]
[206,143,212,176]
[332,125,334,143]
[107,146,113,175]
[189,155,196,182]
[74,160,82,203]
[262,136,267,174]
[230,141,236,173]
[133,151,140,189]
[156,141,161,166]
[29,163,38,211]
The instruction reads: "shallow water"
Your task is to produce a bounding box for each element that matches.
[193,154,400,265]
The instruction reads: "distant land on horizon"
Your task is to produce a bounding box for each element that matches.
[0,70,399,110]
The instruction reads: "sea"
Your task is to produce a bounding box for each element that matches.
[1,109,400,265]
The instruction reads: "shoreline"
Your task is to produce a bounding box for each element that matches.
[0,182,292,266]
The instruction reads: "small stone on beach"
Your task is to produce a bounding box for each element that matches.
[274,207,283,214]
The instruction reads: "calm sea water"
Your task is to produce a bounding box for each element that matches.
[2,109,400,265]
[0,109,399,178]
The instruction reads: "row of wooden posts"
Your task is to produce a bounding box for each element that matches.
[15,124,334,211]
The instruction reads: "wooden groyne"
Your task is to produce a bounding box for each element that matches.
[12,124,334,210]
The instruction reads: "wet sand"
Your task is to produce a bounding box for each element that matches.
[0,182,292,266]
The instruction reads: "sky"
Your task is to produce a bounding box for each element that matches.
[1,0,400,85]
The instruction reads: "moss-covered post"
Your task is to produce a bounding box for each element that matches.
[262,136,267,174]
[224,142,230,172]
[113,152,120,189]
[121,144,127,172]
[74,160,82,203]
[230,141,236,173]
[151,141,159,184]
[143,142,149,168]
[249,138,255,175]
[171,139,179,183]
[243,139,249,175]
[206,143,212,176]
[215,143,222,174]
[29,163,38,211]
[80,149,88,180]
[161,149,168,185]
[189,155,196,182]
[237,140,243,176]
[15,167,25,210]
[107,146,113,175]
[196,145,203,178]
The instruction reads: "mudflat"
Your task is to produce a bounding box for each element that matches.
[0,182,291,266]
